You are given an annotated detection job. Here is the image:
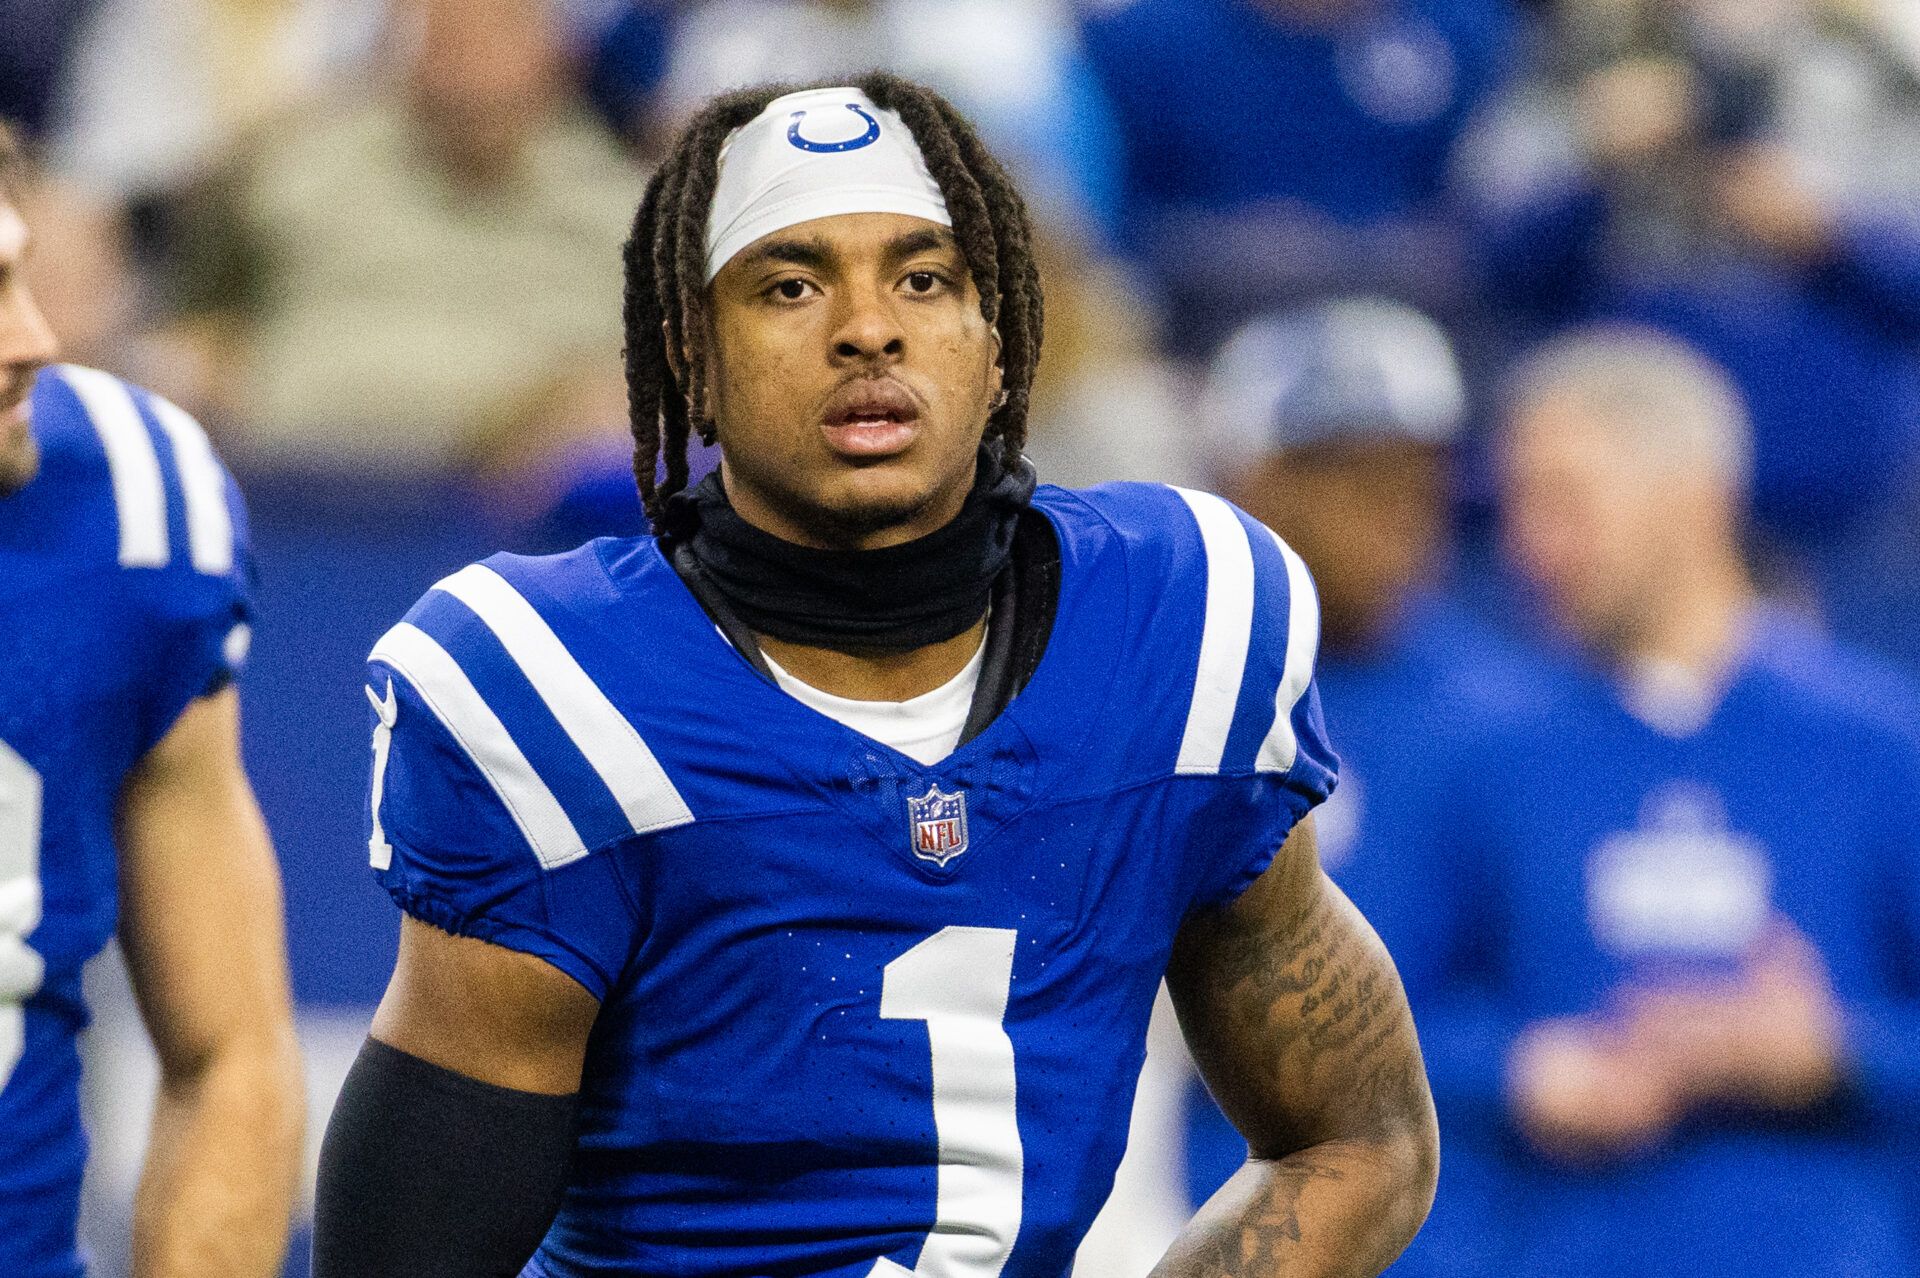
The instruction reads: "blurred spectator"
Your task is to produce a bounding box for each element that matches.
[164,0,644,473]
[577,0,676,150]
[1465,0,1920,551]
[1019,228,1199,488]
[1204,298,1537,986]
[50,0,389,204]
[1419,325,1920,1278]
[1080,0,1520,355]
[7,153,139,375]
[1175,298,1545,1276]
[642,0,1123,242]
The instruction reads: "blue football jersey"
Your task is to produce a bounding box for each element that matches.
[365,482,1338,1278]
[0,366,252,1278]
[1419,609,1920,1278]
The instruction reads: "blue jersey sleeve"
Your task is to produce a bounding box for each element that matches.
[142,456,255,749]
[1156,489,1340,910]
[44,368,259,753]
[363,572,658,1001]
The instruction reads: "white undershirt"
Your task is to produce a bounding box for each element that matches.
[765,634,986,766]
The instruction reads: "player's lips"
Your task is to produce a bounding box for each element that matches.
[820,378,921,459]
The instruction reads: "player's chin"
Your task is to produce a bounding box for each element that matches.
[806,461,953,540]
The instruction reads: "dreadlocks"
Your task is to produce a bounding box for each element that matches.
[622,74,1044,524]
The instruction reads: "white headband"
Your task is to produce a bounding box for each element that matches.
[703,87,953,283]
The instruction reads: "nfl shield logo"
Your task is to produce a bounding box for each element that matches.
[906,784,970,867]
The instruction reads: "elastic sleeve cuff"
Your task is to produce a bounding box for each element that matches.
[385,886,614,1003]
[1206,781,1319,910]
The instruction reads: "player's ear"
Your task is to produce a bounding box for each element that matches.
[987,324,1005,413]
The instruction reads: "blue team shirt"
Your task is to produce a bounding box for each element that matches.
[1420,609,1920,1278]
[0,366,252,1278]
[364,483,1338,1278]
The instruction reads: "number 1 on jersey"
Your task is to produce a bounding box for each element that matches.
[871,926,1023,1278]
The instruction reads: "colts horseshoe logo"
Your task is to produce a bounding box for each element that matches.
[787,103,882,153]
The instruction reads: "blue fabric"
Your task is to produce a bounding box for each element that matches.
[1474,181,1920,546]
[366,482,1336,1276]
[1416,609,1920,1277]
[0,367,253,1278]
[1081,0,1518,240]
[580,2,673,137]
[0,0,98,137]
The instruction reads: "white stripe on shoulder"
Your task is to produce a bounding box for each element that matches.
[370,622,588,871]
[434,564,695,837]
[57,365,168,568]
[148,394,234,575]
[1254,528,1321,774]
[1171,488,1257,775]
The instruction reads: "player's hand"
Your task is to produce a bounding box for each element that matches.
[1507,1016,1679,1163]
[1623,923,1843,1112]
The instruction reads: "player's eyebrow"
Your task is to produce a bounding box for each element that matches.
[883,226,956,266]
[739,236,832,273]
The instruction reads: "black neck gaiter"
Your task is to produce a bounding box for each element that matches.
[659,444,1037,653]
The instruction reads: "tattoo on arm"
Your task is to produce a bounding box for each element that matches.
[1160,824,1436,1275]
[1184,1160,1348,1276]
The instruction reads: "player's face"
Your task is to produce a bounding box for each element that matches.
[1233,439,1446,652]
[1501,394,1671,654]
[0,200,59,497]
[705,212,1002,550]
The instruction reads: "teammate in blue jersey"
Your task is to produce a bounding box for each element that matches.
[1421,326,1920,1277]
[1146,300,1545,1278]
[0,126,303,1278]
[313,75,1439,1278]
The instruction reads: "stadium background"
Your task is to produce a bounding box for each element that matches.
[8,0,1920,1273]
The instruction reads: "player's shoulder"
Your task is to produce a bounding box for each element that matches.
[1043,480,1312,618]
[372,537,664,669]
[1745,607,1920,755]
[366,536,698,873]
[1042,481,1328,782]
[26,364,248,586]
[1041,479,1266,557]
[1403,595,1559,724]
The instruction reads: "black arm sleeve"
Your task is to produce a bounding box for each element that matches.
[312,1037,578,1278]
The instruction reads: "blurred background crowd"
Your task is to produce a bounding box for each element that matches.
[8,0,1920,1274]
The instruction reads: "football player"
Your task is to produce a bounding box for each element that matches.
[314,75,1437,1278]
[0,126,304,1277]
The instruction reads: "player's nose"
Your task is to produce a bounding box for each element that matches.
[829,286,906,366]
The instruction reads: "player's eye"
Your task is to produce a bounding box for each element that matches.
[903,271,944,295]
[769,278,813,302]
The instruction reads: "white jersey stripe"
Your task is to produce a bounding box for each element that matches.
[370,622,588,870]
[1255,529,1321,773]
[58,365,168,568]
[148,395,234,575]
[435,565,695,837]
[1172,488,1256,775]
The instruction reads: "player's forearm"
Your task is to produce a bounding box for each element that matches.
[1149,1131,1436,1278]
[132,1026,304,1278]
